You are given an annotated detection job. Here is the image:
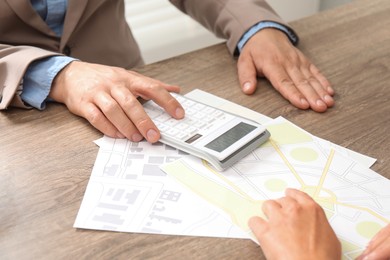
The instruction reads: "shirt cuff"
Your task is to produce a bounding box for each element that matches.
[21,56,77,110]
[237,21,299,53]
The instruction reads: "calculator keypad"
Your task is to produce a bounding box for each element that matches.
[143,93,232,142]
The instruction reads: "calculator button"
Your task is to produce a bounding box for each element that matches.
[195,121,207,130]
[147,110,162,118]
[166,128,179,136]
[165,118,179,127]
[155,122,170,132]
[202,107,215,114]
[183,100,196,107]
[204,116,215,123]
[174,95,185,103]
[186,126,198,135]
[211,110,224,117]
[181,117,197,125]
[193,103,206,110]
[185,108,197,116]
[193,112,205,119]
[176,123,189,130]
[155,113,171,123]
[185,134,203,144]
[176,132,189,140]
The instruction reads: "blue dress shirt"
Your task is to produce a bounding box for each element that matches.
[22,0,297,109]
[21,0,75,109]
[237,21,298,52]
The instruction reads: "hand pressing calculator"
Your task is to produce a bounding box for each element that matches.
[143,93,270,171]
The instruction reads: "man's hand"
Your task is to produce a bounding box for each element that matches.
[50,61,184,143]
[238,28,334,112]
[248,188,341,260]
[357,223,390,260]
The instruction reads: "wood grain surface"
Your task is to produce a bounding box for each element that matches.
[1,0,389,259]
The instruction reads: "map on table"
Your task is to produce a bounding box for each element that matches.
[74,90,389,260]
[162,116,390,259]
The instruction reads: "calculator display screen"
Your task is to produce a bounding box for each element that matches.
[204,122,256,152]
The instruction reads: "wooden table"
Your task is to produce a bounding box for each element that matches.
[1,0,389,258]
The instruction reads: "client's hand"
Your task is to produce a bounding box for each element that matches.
[357,223,390,260]
[248,188,341,260]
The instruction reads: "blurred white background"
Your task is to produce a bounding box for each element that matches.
[125,0,352,64]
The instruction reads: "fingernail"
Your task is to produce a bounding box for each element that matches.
[175,107,185,118]
[243,82,251,92]
[132,133,143,142]
[116,132,125,138]
[324,95,333,103]
[316,99,326,107]
[146,129,159,142]
[300,98,309,106]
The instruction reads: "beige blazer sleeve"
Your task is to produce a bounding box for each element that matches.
[0,0,142,109]
[169,0,296,54]
[0,0,294,110]
[0,45,61,109]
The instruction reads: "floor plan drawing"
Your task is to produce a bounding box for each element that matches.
[74,137,247,239]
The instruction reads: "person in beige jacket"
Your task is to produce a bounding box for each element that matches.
[0,0,334,143]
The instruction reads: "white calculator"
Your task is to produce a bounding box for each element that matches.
[143,93,270,171]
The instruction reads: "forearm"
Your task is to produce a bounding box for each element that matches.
[169,0,296,54]
[21,56,76,110]
[237,21,298,54]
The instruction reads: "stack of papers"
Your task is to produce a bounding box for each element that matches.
[74,90,390,259]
